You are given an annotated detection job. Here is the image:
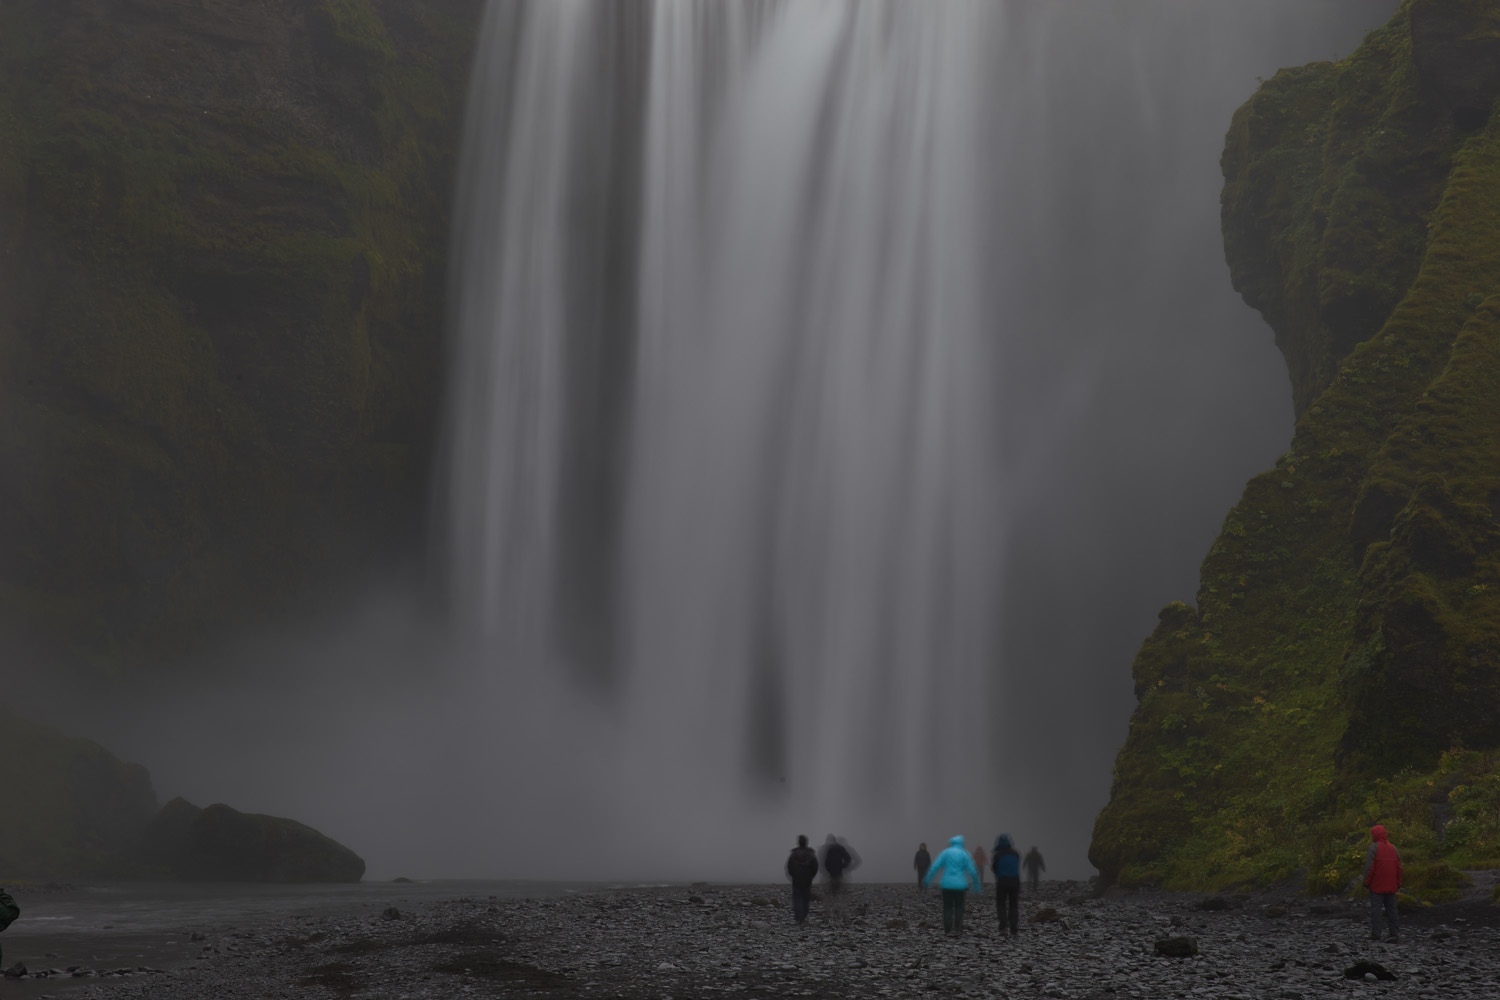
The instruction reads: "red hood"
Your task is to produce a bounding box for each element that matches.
[1371,824,1388,842]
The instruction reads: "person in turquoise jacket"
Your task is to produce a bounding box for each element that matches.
[0,886,18,968]
[922,835,981,933]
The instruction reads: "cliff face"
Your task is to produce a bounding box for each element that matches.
[0,0,482,676]
[1092,0,1500,894]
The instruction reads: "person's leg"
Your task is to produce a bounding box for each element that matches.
[941,889,957,932]
[1006,884,1019,935]
[1384,894,1399,941]
[1369,894,1382,940]
[793,884,809,922]
[995,882,1004,928]
[953,890,966,934]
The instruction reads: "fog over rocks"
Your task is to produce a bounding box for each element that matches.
[70,882,1500,1000]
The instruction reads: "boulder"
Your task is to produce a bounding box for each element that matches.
[144,800,365,883]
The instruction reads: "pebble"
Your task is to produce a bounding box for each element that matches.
[52,881,1500,999]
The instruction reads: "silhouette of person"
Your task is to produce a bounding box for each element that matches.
[1023,846,1046,891]
[785,835,819,924]
[972,842,988,889]
[914,842,931,889]
[819,834,860,921]
[992,833,1021,936]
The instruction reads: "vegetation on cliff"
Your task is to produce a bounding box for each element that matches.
[0,0,482,678]
[1092,0,1500,897]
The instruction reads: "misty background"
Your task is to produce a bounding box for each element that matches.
[14,0,1398,883]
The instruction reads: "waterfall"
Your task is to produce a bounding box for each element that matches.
[435,0,1392,878]
[445,0,1003,859]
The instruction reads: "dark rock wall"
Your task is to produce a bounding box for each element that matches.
[0,0,483,678]
[1094,0,1500,892]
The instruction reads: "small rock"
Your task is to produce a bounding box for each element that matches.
[1196,896,1230,911]
[381,906,402,921]
[3,963,26,978]
[1154,936,1199,958]
[1030,907,1061,923]
[1342,961,1395,981]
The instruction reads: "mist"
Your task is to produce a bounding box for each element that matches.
[15,0,1399,885]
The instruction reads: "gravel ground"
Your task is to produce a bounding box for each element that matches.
[15,878,1500,999]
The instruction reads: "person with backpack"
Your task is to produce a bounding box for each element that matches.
[0,887,18,968]
[991,833,1022,936]
[786,835,820,924]
[1364,824,1403,943]
[922,835,981,934]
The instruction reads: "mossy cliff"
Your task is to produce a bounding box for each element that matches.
[0,0,482,677]
[1092,0,1500,894]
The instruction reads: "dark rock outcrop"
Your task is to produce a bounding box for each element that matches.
[144,799,366,883]
[0,703,158,877]
[1,704,364,882]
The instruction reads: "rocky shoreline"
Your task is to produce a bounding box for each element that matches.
[24,879,1500,999]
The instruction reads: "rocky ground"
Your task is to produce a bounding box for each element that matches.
[16,879,1500,999]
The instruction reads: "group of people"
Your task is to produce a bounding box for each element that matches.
[782,833,1045,935]
[913,835,1045,934]
[784,834,862,924]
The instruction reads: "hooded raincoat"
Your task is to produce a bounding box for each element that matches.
[923,835,981,892]
[1363,825,1402,895]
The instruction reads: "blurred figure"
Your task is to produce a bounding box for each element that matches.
[991,834,1021,936]
[972,841,988,889]
[922,835,981,934]
[786,835,820,924]
[820,834,861,922]
[0,887,17,969]
[1023,846,1046,891]
[914,842,932,890]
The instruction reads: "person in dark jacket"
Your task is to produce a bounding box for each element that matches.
[786,835,820,924]
[1363,824,1403,943]
[0,887,17,968]
[914,843,931,889]
[820,835,860,922]
[991,833,1022,936]
[1023,846,1046,891]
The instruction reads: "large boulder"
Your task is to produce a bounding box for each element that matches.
[146,799,366,883]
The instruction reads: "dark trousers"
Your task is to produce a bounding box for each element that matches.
[917,866,929,889]
[1370,892,1398,939]
[791,883,811,923]
[995,876,1020,935]
[941,889,967,933]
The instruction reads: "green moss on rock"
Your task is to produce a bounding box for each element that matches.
[0,0,484,677]
[1094,0,1500,892]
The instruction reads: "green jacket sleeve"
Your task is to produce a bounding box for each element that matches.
[0,888,17,931]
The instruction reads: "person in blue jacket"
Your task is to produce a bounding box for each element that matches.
[991,833,1022,936]
[922,835,981,934]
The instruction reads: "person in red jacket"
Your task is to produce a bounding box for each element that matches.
[1363,824,1403,943]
